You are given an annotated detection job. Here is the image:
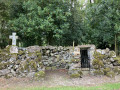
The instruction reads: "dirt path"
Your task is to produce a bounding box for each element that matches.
[0,70,120,89]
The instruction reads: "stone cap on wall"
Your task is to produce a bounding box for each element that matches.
[77,44,95,49]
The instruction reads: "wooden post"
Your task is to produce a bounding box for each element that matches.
[115,34,117,55]
[73,41,74,51]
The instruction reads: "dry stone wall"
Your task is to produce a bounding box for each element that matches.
[0,45,82,78]
[92,48,120,77]
[0,45,120,79]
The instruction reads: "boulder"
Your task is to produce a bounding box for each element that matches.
[10,46,18,54]
[26,46,41,53]
[0,69,10,76]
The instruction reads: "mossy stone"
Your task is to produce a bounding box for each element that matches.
[71,59,79,63]
[109,51,116,58]
[51,66,57,70]
[113,67,120,74]
[106,71,115,78]
[93,70,104,75]
[34,71,45,79]
[0,62,11,70]
[18,50,25,55]
[92,59,104,69]
[29,61,37,71]
[46,67,52,70]
[70,73,80,78]
[103,68,111,75]
[94,51,107,60]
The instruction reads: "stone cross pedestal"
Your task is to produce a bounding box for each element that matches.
[9,32,18,46]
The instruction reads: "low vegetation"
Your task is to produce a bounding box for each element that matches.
[2,83,120,90]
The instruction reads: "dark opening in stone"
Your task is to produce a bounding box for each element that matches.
[80,49,90,68]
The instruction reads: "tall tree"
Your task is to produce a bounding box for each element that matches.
[85,0,120,50]
[9,0,71,46]
[0,1,10,48]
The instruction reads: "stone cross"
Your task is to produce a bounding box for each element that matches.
[9,32,18,45]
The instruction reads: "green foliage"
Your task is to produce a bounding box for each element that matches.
[0,0,119,48]
[0,1,10,48]
[9,0,71,46]
[85,0,120,49]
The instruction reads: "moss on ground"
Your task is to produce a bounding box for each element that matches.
[34,71,45,79]
[106,71,115,78]
[93,70,104,75]
[70,73,81,78]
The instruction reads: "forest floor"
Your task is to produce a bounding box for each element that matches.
[0,70,120,90]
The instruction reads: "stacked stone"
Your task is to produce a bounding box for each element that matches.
[0,46,44,78]
[0,45,80,78]
[40,46,71,69]
[92,48,120,77]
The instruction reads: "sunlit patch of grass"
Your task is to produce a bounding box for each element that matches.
[3,83,120,90]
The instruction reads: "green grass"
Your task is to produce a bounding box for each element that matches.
[5,83,120,90]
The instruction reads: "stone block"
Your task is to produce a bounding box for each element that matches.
[10,46,18,54]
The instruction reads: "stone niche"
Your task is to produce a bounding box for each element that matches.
[74,45,95,68]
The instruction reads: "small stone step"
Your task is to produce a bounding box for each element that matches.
[81,68,90,71]
[82,70,90,75]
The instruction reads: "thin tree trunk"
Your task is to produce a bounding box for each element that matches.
[115,34,117,55]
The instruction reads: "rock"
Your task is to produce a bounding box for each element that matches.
[110,58,114,62]
[27,72,35,78]
[109,51,116,58]
[10,46,18,53]
[26,46,41,53]
[9,57,16,63]
[0,69,10,76]
[11,69,16,76]
[101,50,106,54]
[96,49,102,54]
[105,48,110,53]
